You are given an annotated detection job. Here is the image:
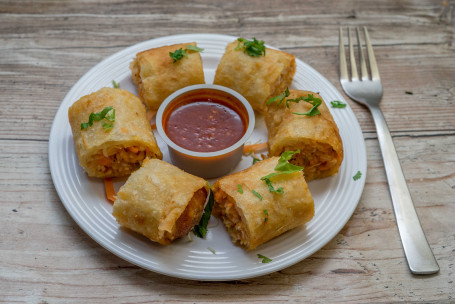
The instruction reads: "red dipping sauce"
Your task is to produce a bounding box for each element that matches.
[162,89,248,153]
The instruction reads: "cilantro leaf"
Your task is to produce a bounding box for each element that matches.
[252,189,263,200]
[235,37,266,57]
[290,94,322,117]
[112,80,120,88]
[101,121,114,131]
[252,157,260,165]
[263,178,284,194]
[170,45,204,63]
[353,171,362,181]
[330,100,346,108]
[81,106,115,131]
[257,254,272,263]
[267,87,290,106]
[193,189,214,238]
[169,48,187,63]
[186,45,204,53]
[237,184,244,194]
[260,150,303,194]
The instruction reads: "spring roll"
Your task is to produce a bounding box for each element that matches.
[130,42,205,111]
[112,159,210,245]
[213,39,296,113]
[265,90,343,181]
[212,157,314,250]
[68,87,162,178]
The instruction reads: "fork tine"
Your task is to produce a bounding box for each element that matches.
[348,28,359,81]
[356,27,368,81]
[364,27,380,80]
[339,27,348,81]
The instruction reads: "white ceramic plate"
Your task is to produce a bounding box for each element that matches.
[49,34,366,281]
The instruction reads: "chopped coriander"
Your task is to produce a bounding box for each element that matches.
[207,247,216,254]
[169,48,187,63]
[235,37,266,57]
[193,189,214,238]
[112,80,120,88]
[263,178,284,194]
[252,189,263,200]
[263,209,269,222]
[186,45,204,52]
[101,121,114,130]
[289,94,322,116]
[252,157,260,165]
[257,254,272,263]
[81,106,115,131]
[330,100,347,108]
[261,150,303,194]
[353,171,362,181]
[169,45,204,63]
[237,184,244,194]
[267,87,290,105]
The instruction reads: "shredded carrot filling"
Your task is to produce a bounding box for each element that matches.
[243,142,267,154]
[104,178,116,203]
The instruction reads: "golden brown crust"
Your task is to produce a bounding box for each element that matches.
[265,90,344,181]
[130,42,205,111]
[68,87,162,178]
[112,159,209,245]
[213,40,296,113]
[212,157,314,250]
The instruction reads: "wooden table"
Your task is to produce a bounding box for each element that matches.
[1,1,454,302]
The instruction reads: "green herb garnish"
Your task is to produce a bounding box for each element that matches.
[207,247,216,254]
[237,184,244,194]
[330,100,346,108]
[252,157,260,165]
[193,189,214,238]
[289,94,322,116]
[267,89,323,117]
[257,254,272,263]
[252,189,263,200]
[185,45,204,52]
[235,37,266,57]
[267,87,290,106]
[260,150,303,194]
[81,106,115,131]
[112,80,120,88]
[353,171,362,181]
[169,45,204,63]
[263,209,269,222]
[263,178,284,194]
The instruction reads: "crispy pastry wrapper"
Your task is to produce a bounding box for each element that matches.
[130,42,205,111]
[213,40,296,113]
[265,90,344,181]
[212,157,314,250]
[68,87,162,178]
[112,159,210,245]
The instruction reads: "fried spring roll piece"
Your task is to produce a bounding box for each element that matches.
[213,40,296,113]
[130,42,205,111]
[68,87,162,178]
[265,90,343,181]
[212,157,314,250]
[112,159,210,245]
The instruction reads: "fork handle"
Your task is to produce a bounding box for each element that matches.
[369,106,439,274]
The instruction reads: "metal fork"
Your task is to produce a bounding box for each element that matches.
[339,27,439,275]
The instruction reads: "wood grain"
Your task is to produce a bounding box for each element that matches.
[1,0,454,303]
